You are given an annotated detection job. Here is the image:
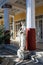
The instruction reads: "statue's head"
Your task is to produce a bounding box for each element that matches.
[20,22,24,27]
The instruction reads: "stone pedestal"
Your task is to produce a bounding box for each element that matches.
[4,30,10,44]
[17,49,30,60]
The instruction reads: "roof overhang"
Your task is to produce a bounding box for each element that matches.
[0,0,43,16]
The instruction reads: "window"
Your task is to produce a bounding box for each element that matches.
[35,15,43,42]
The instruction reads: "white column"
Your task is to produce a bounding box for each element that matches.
[4,8,10,30]
[4,8,10,44]
[26,0,35,29]
[26,0,36,50]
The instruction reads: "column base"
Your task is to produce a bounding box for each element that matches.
[4,30,10,44]
[26,28,36,50]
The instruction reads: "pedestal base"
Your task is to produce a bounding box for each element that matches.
[4,30,10,44]
[26,28,36,50]
[17,49,30,60]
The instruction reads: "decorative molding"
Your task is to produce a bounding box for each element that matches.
[2,4,12,8]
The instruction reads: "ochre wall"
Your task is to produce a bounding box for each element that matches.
[0,19,4,25]
[14,12,26,21]
[35,5,43,15]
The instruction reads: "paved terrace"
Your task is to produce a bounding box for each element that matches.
[0,41,43,65]
[0,55,43,65]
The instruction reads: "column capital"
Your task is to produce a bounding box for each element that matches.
[2,4,12,8]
